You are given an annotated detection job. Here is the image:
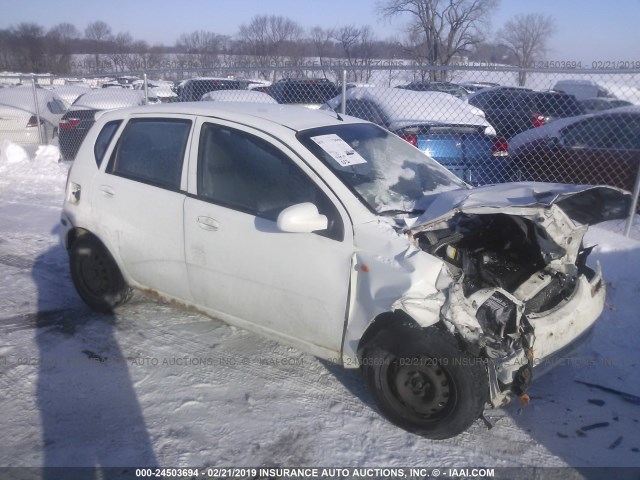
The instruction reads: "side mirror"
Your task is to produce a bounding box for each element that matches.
[277,203,328,233]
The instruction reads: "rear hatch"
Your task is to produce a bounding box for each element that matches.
[59,109,98,160]
[532,92,585,123]
[399,124,498,184]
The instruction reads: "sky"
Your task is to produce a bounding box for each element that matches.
[1,0,639,64]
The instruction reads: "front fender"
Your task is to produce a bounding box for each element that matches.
[341,220,449,367]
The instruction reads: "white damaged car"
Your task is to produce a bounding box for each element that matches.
[60,103,630,439]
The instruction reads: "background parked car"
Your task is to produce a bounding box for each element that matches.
[0,85,67,146]
[509,106,640,193]
[132,79,177,103]
[467,86,585,139]
[267,78,339,109]
[397,81,468,98]
[58,89,147,161]
[553,79,616,101]
[48,84,92,107]
[579,97,634,114]
[459,81,500,93]
[176,78,244,102]
[323,86,508,184]
[200,89,278,103]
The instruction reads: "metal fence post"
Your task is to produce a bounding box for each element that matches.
[143,73,149,105]
[624,162,640,237]
[30,77,45,145]
[341,70,347,115]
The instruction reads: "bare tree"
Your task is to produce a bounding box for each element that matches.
[238,15,302,80]
[379,0,498,80]
[309,26,335,77]
[176,30,225,69]
[333,25,378,83]
[334,25,361,69]
[498,13,556,86]
[12,23,45,72]
[108,32,133,72]
[46,23,79,73]
[85,21,112,72]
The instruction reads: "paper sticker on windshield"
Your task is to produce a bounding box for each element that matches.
[310,134,367,167]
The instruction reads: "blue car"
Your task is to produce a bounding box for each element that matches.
[322,87,509,185]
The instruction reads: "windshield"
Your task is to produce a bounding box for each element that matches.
[297,123,468,213]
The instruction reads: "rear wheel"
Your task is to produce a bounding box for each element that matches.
[69,235,132,312]
[362,326,488,439]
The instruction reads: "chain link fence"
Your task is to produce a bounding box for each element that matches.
[1,64,639,234]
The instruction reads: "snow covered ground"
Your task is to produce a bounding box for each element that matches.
[0,142,639,474]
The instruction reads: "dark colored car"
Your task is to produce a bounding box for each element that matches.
[267,78,339,108]
[467,87,585,139]
[579,97,634,114]
[509,106,640,193]
[459,82,501,93]
[59,90,147,161]
[397,81,468,98]
[323,87,509,185]
[176,78,244,102]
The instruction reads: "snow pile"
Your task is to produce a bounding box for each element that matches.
[0,140,68,188]
[0,139,29,166]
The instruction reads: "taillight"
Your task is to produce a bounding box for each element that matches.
[492,137,509,157]
[26,116,43,128]
[531,113,545,128]
[59,118,79,129]
[400,133,418,147]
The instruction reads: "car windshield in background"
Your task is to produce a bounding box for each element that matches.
[297,123,467,214]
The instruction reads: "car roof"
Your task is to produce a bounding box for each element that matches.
[275,78,334,84]
[467,85,534,99]
[97,102,359,132]
[0,85,64,115]
[332,86,490,130]
[71,89,147,110]
[201,89,278,103]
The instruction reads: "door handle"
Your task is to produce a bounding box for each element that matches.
[196,216,219,231]
[99,185,115,197]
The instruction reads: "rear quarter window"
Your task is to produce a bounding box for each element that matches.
[47,98,67,114]
[94,120,122,167]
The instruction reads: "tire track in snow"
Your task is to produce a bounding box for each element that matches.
[114,303,370,414]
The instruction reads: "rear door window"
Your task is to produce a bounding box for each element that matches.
[107,118,191,190]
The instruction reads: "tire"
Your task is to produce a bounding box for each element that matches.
[69,235,132,312]
[362,326,488,439]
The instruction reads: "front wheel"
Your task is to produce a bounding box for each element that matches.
[69,235,132,312]
[362,326,488,439]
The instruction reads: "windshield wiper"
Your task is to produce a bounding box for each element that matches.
[377,208,425,217]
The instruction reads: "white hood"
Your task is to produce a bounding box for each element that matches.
[412,182,631,227]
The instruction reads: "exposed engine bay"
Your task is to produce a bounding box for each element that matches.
[410,210,599,407]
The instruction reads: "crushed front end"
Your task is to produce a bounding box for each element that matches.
[410,204,606,407]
